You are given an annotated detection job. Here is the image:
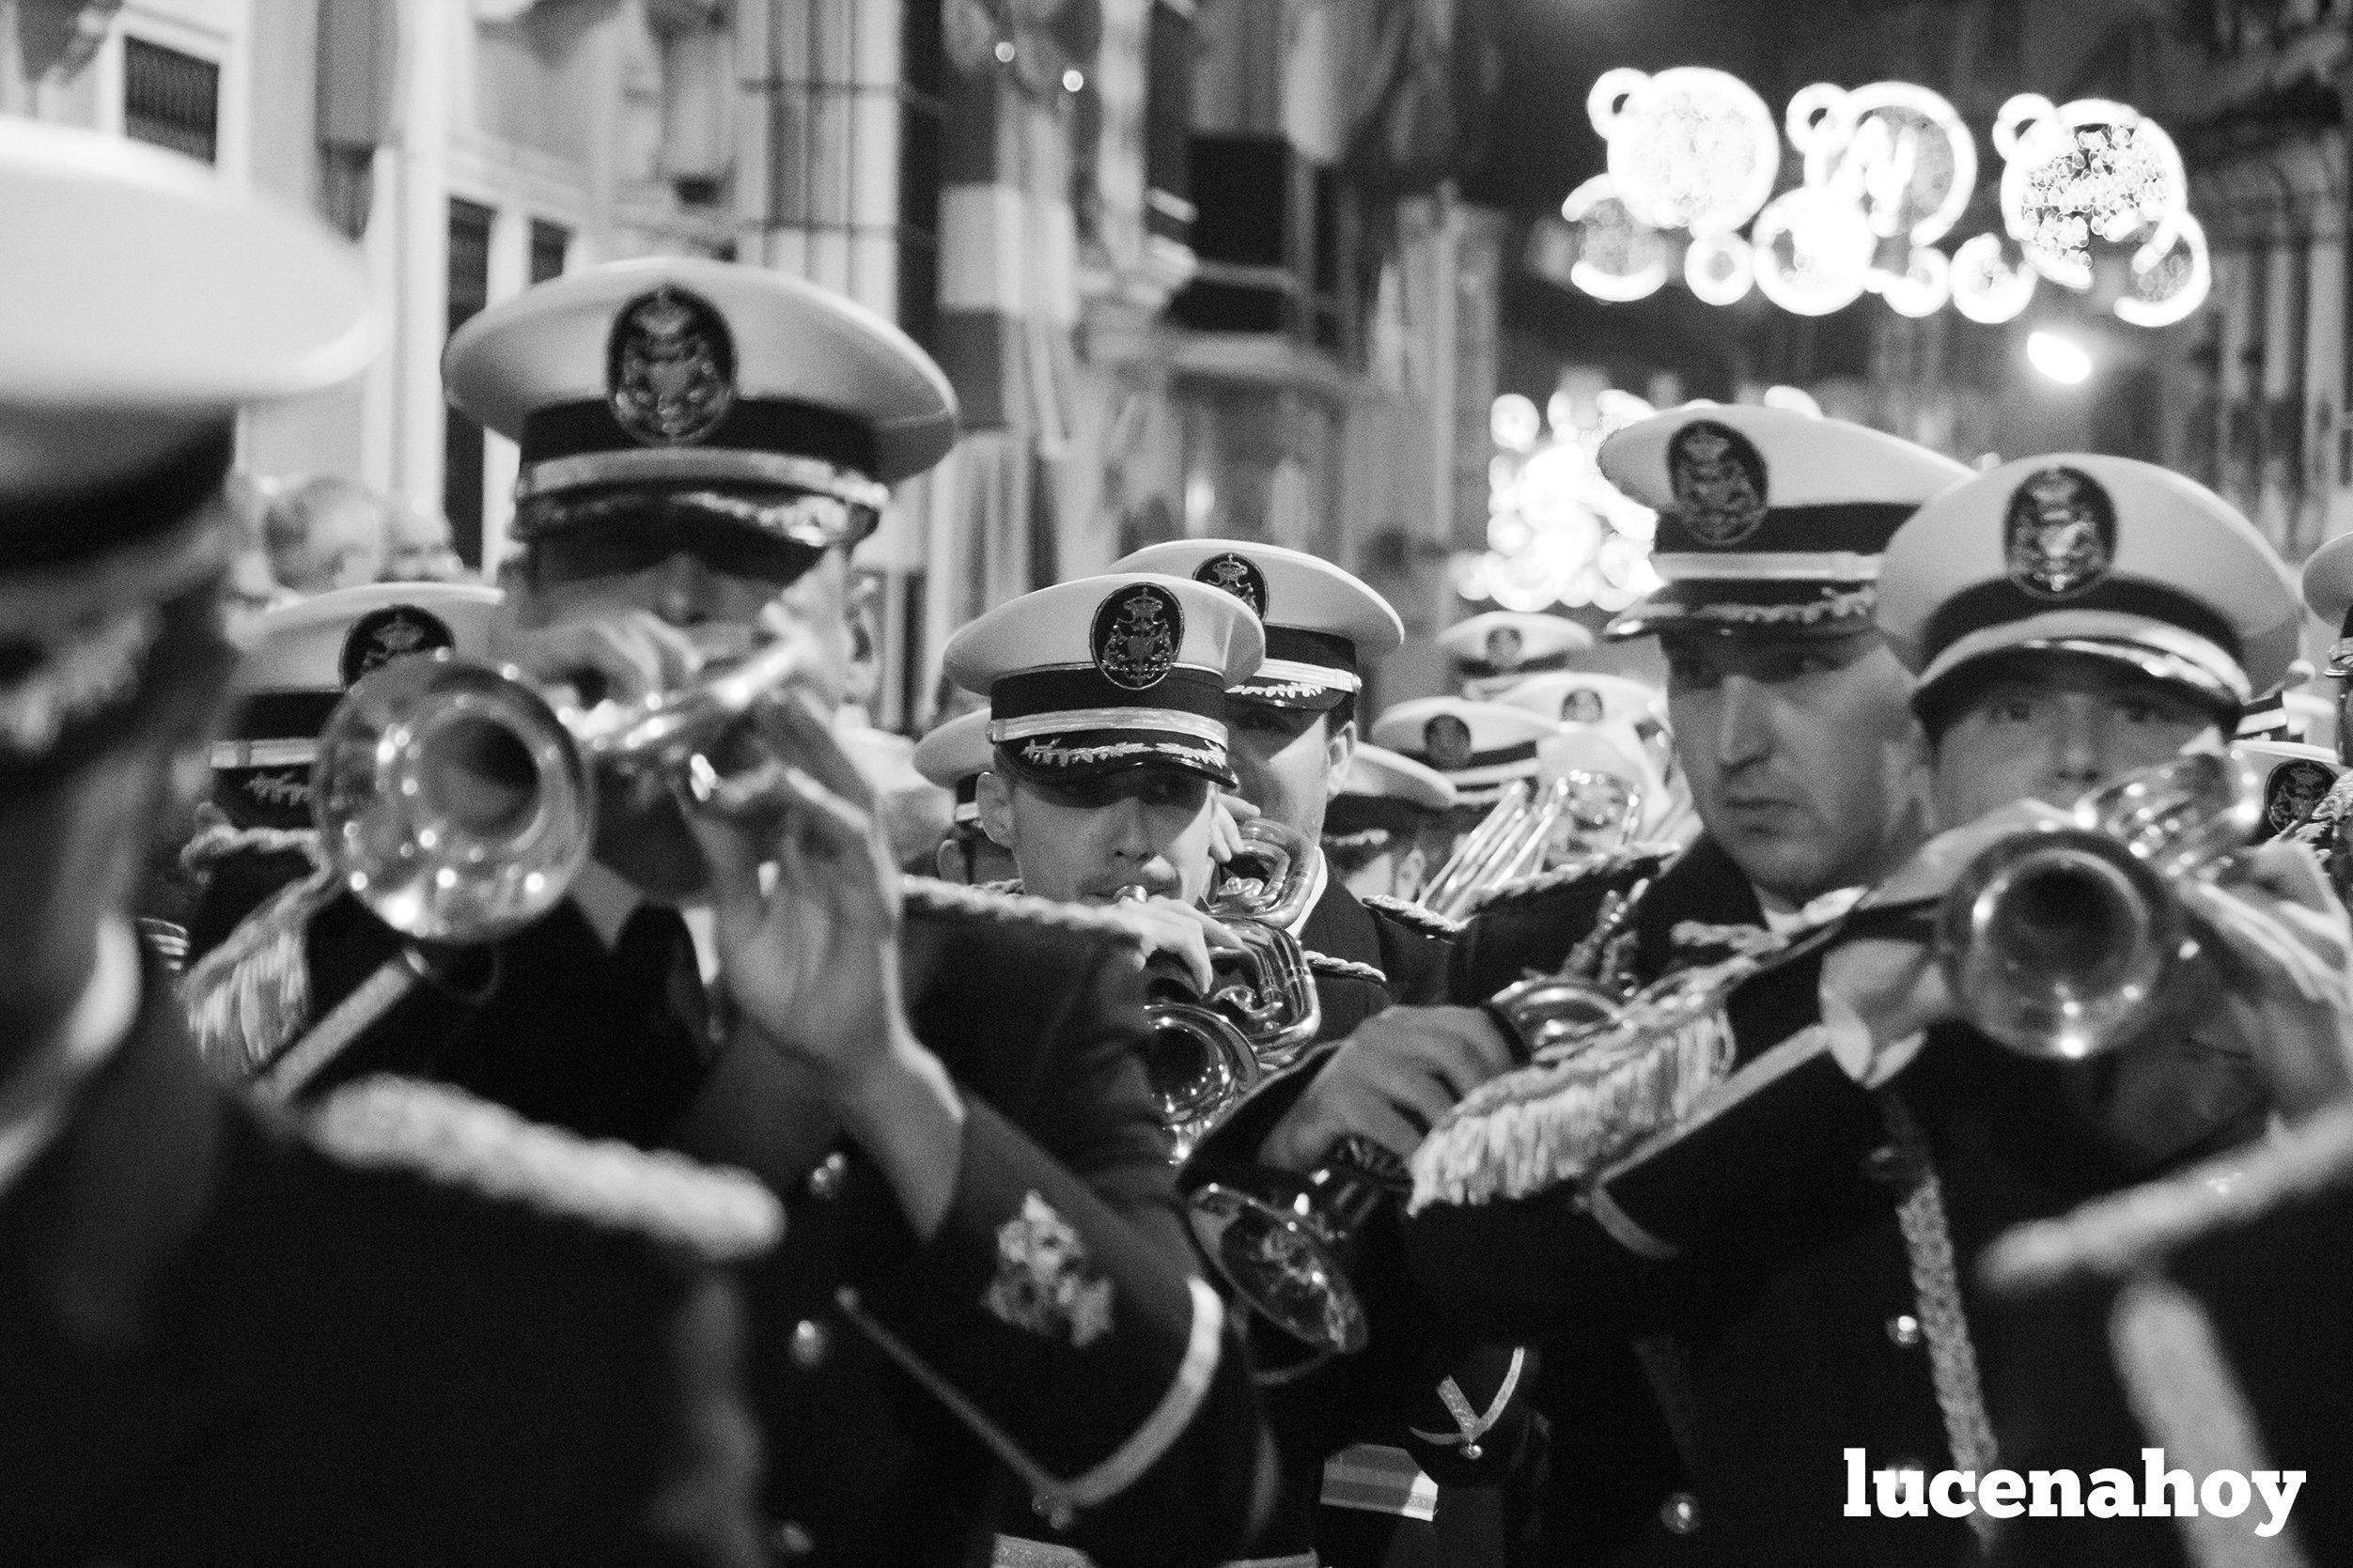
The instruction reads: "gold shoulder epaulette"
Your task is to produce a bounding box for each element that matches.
[307,1075,783,1265]
[1305,950,1387,985]
[1360,894,1464,939]
[183,865,342,1083]
[1982,1101,2353,1297]
[1461,844,1676,917]
[900,875,1147,947]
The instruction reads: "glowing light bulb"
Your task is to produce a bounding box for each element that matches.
[2027,330,2093,386]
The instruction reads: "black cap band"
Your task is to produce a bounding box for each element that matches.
[1655,501,1915,559]
[1921,579,2242,672]
[520,397,880,477]
[990,663,1230,726]
[0,423,234,567]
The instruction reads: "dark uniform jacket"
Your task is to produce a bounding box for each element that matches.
[1407,836,2248,1566]
[186,875,1270,1568]
[0,969,769,1568]
[1295,877,1451,1041]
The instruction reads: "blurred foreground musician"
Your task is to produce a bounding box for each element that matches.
[0,121,774,1567]
[1404,452,2351,1565]
[192,260,1273,1566]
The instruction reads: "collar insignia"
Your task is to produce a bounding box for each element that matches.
[606,286,737,447]
[1425,713,1473,771]
[2004,465,2114,600]
[1668,420,1769,547]
[1092,582,1183,691]
[1194,552,1267,617]
[340,604,455,687]
[2266,758,2337,832]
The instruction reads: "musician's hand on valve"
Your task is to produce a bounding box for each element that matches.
[1207,791,1261,867]
[2174,842,2353,1123]
[1820,799,2073,1086]
[490,609,708,710]
[1257,1006,1517,1174]
[1099,896,1248,993]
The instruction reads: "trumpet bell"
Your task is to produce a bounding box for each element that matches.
[1189,1170,1373,1358]
[314,653,593,943]
[1937,825,2182,1061]
[1140,999,1261,1164]
[1488,972,1628,1056]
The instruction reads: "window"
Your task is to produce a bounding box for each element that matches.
[444,199,496,569]
[529,219,571,286]
[124,38,219,163]
[897,0,944,349]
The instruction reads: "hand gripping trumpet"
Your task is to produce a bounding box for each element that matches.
[1187,882,1650,1365]
[311,638,808,944]
[1130,817,1324,1162]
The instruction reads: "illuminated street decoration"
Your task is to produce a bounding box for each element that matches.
[1472,391,1661,612]
[1588,67,1781,237]
[1685,232,1754,305]
[1994,94,2189,292]
[1875,243,1951,318]
[2113,210,2211,329]
[1752,185,1877,317]
[1560,175,1672,302]
[1950,232,2038,324]
[1787,81,1977,248]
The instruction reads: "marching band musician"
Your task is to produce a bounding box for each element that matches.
[189,260,1275,1567]
[1368,697,1558,867]
[0,120,778,1567]
[1363,405,1977,1560]
[2278,534,2353,893]
[1403,451,2353,1565]
[912,706,1019,885]
[1321,745,1455,905]
[1439,610,1596,701]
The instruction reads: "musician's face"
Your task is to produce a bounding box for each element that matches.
[1926,653,2222,826]
[1226,698,1351,847]
[1662,628,1925,905]
[978,766,1221,905]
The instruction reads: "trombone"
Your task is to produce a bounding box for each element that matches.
[1417,768,1646,921]
[311,639,808,944]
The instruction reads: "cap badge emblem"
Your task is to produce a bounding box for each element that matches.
[607,286,737,446]
[1425,714,1473,771]
[341,605,455,687]
[1484,626,1525,672]
[1668,420,1769,547]
[2004,465,2114,600]
[1561,687,1606,724]
[1194,553,1268,618]
[1093,583,1184,691]
[2267,758,2337,833]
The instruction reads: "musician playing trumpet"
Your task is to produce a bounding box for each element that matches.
[1399,451,2353,1566]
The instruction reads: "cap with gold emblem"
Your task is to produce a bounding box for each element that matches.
[913,708,993,825]
[1113,539,1402,711]
[1437,611,1595,697]
[0,121,380,777]
[1880,454,2300,718]
[1598,405,1971,641]
[1494,670,1668,733]
[211,583,502,831]
[2299,531,2353,677]
[1369,698,1557,806]
[444,256,956,568]
[943,574,1264,787]
[2234,737,2342,841]
[1324,744,1457,849]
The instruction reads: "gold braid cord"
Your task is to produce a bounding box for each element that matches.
[1878,1093,1998,1550]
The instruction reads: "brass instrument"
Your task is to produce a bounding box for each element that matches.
[311,640,806,943]
[1417,768,1645,921]
[1936,750,2259,1061]
[1193,883,1651,1363]
[1132,818,1324,1161]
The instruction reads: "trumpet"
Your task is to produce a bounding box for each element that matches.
[1417,768,1644,921]
[1130,818,1324,1161]
[1935,750,2259,1061]
[311,639,806,944]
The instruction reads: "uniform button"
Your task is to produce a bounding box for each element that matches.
[1887,1312,1923,1348]
[1861,1143,1908,1186]
[768,1519,815,1559]
[1660,1492,1701,1535]
[807,1152,847,1200]
[790,1318,832,1370]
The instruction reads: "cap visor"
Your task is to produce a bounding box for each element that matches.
[1916,635,2243,718]
[1604,580,1876,642]
[1230,675,1349,711]
[995,728,1237,789]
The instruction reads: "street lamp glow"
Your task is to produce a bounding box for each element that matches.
[2027,330,2093,386]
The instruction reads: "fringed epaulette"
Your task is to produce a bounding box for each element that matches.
[1360,894,1464,939]
[1409,951,1761,1212]
[1459,843,1678,918]
[308,1075,782,1265]
[900,875,1148,948]
[1981,1101,2353,1297]
[182,864,342,1083]
[179,818,321,873]
[1305,951,1387,985]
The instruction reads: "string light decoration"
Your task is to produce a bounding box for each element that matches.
[1588,67,1780,237]
[1552,70,2206,333]
[1462,390,1662,613]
